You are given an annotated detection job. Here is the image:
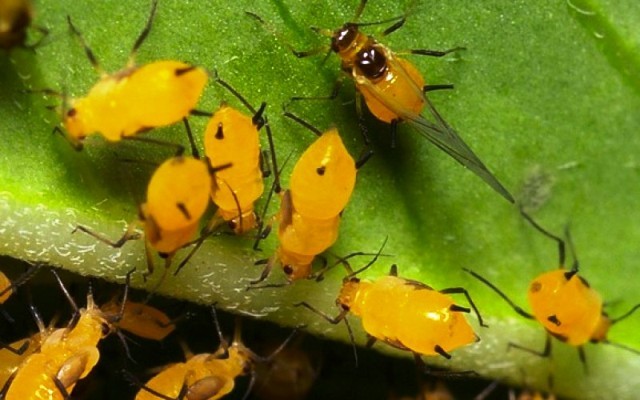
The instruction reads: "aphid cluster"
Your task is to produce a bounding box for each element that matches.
[2,0,639,398]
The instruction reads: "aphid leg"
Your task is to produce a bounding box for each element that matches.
[250,257,277,285]
[260,150,271,178]
[183,118,200,159]
[0,339,29,355]
[519,209,566,269]
[463,268,535,320]
[288,77,344,111]
[190,109,214,118]
[24,25,50,51]
[507,334,552,358]
[263,118,281,193]
[439,287,488,328]
[294,302,348,325]
[128,0,159,66]
[282,111,323,136]
[122,135,186,157]
[73,222,141,247]
[423,84,455,93]
[52,375,72,400]
[121,369,180,400]
[577,346,589,374]
[66,16,104,75]
[142,240,157,282]
[414,353,478,377]
[409,47,466,58]
[0,262,42,300]
[355,91,371,145]
[210,306,231,357]
[390,119,399,148]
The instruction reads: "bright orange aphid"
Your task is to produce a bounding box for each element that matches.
[0,0,47,51]
[252,339,319,400]
[464,210,640,368]
[4,269,133,400]
[100,299,175,342]
[133,308,297,400]
[57,0,208,150]
[202,73,279,235]
[252,115,365,285]
[75,153,224,280]
[248,2,514,203]
[298,247,486,362]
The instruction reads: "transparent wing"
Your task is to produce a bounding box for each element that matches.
[354,56,514,203]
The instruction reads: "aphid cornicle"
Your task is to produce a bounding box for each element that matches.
[55,0,208,150]
[0,0,47,51]
[251,113,368,285]
[464,210,640,368]
[297,244,486,364]
[247,1,514,203]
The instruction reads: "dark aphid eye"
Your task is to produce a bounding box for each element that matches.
[356,47,387,79]
[67,108,77,117]
[101,322,111,336]
[283,265,294,275]
[331,24,358,53]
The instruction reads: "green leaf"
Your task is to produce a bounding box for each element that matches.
[1,0,639,398]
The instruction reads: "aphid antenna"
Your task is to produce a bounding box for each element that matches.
[519,208,566,268]
[210,305,231,355]
[563,224,580,275]
[462,268,536,320]
[0,261,43,300]
[345,237,389,280]
[610,303,640,325]
[244,11,328,59]
[604,340,640,356]
[316,250,393,282]
[128,0,159,67]
[66,15,104,76]
[212,69,259,116]
[50,269,82,332]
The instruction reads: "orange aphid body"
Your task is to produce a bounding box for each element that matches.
[142,156,211,254]
[136,348,249,400]
[274,128,356,281]
[204,105,264,234]
[100,300,175,341]
[339,275,476,356]
[528,270,605,346]
[6,296,109,400]
[0,272,12,303]
[65,61,208,147]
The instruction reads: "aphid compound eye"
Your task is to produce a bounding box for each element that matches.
[283,265,294,276]
[67,108,77,117]
[331,24,358,53]
[101,321,112,336]
[356,47,387,80]
[529,281,542,293]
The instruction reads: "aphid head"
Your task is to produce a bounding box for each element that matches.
[63,107,86,150]
[590,313,612,343]
[283,263,312,282]
[331,23,359,53]
[337,278,360,310]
